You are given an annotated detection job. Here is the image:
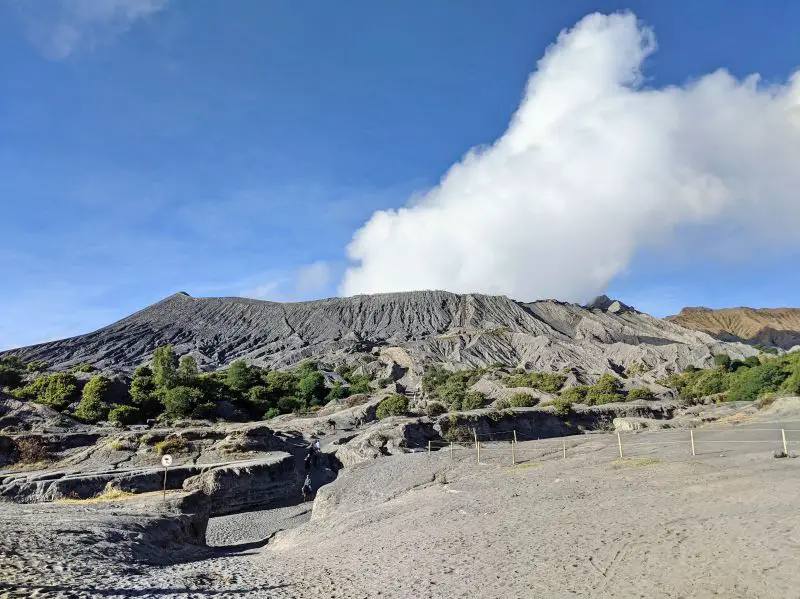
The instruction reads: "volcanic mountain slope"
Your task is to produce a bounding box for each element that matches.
[2,291,757,382]
[667,307,800,350]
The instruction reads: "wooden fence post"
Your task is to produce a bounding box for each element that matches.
[562,438,566,460]
[690,429,696,456]
[450,442,453,460]
[511,437,516,465]
[617,431,624,459]
[782,429,788,455]
[428,440,431,456]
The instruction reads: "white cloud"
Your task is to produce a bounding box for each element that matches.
[341,12,800,303]
[9,0,169,59]
[295,261,331,294]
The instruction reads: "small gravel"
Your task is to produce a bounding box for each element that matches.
[205,504,312,547]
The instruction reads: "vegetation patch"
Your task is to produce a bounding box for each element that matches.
[503,371,567,394]
[57,488,140,504]
[14,437,50,464]
[376,394,409,419]
[154,437,190,456]
[660,350,800,404]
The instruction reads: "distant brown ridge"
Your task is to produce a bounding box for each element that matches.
[666,306,800,349]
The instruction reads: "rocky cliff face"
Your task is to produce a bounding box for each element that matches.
[2,290,757,380]
[667,306,800,350]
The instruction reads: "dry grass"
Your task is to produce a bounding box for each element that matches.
[56,488,180,504]
[612,457,661,468]
[504,462,543,472]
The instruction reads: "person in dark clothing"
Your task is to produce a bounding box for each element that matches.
[304,452,312,473]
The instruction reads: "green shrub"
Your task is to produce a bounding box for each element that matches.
[425,402,447,417]
[551,398,573,416]
[584,375,624,405]
[28,373,79,411]
[443,425,473,443]
[755,343,779,355]
[0,364,22,388]
[154,437,189,456]
[560,385,588,403]
[508,393,539,408]
[161,386,203,418]
[25,361,48,373]
[462,391,488,410]
[326,382,349,401]
[588,392,622,405]
[713,354,732,370]
[263,407,280,420]
[348,376,371,394]
[71,363,97,374]
[376,377,392,388]
[504,371,567,394]
[191,402,216,419]
[627,387,654,401]
[74,375,112,423]
[494,398,510,409]
[108,405,140,425]
[376,394,409,419]
[727,361,788,402]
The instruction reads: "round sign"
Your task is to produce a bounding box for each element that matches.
[161,454,173,467]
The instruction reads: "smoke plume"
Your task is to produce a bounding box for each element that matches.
[341,12,800,302]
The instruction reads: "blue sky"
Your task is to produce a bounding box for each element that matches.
[2,0,800,350]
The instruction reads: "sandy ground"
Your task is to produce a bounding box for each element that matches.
[3,417,800,598]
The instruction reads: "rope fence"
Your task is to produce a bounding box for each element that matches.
[424,425,798,465]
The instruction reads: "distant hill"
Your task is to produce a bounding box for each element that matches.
[666,307,800,350]
[0,291,758,386]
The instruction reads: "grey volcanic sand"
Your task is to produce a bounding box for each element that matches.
[4,413,800,598]
[205,503,312,547]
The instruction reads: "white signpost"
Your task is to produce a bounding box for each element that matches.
[161,454,172,499]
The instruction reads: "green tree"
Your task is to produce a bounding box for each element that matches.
[74,375,112,423]
[161,385,203,418]
[277,395,305,414]
[264,370,299,397]
[152,345,178,389]
[376,394,409,419]
[129,366,160,418]
[178,355,198,382]
[226,360,253,393]
[782,359,800,395]
[246,385,273,418]
[298,371,326,405]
